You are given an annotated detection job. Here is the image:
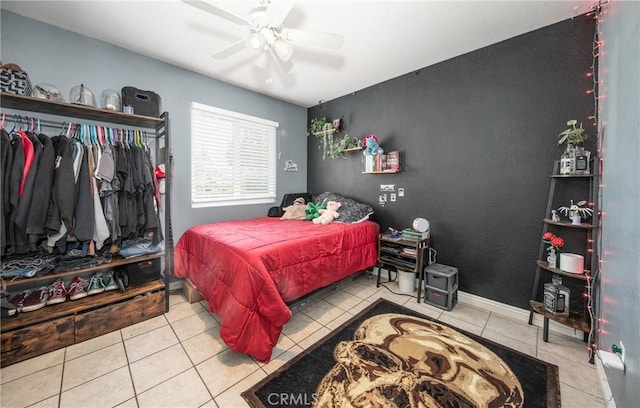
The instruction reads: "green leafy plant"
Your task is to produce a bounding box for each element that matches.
[558,119,587,146]
[327,134,360,159]
[308,117,331,136]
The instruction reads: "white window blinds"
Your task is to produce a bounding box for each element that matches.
[191,102,278,207]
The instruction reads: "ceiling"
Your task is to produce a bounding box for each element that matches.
[1,0,593,108]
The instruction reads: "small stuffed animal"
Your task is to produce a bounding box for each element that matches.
[363,134,380,155]
[281,197,308,220]
[313,201,341,225]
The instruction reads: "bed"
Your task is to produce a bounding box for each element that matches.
[173,204,379,362]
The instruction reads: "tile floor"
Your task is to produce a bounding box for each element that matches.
[1,273,607,407]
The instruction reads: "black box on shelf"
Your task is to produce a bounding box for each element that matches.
[425,263,458,292]
[424,285,458,311]
[120,257,161,287]
[122,86,161,117]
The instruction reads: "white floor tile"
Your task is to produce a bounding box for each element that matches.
[214,369,266,408]
[181,327,229,365]
[0,348,64,384]
[65,330,122,361]
[120,315,168,340]
[62,342,128,391]
[1,365,63,407]
[136,367,211,408]
[196,348,261,397]
[60,366,134,408]
[124,324,179,363]
[170,310,220,342]
[129,344,192,394]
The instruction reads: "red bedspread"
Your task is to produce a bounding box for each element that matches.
[173,217,379,362]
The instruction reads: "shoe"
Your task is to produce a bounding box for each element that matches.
[87,272,105,295]
[68,277,89,300]
[103,270,118,291]
[21,287,49,312]
[8,290,31,311]
[47,279,68,305]
[1,291,18,318]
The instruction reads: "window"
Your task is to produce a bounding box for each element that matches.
[191,102,278,207]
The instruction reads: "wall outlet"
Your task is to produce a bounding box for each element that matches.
[612,341,626,365]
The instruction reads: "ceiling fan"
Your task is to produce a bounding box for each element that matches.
[181,0,344,71]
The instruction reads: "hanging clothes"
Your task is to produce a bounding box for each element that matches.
[26,134,55,251]
[1,129,14,256]
[72,145,95,243]
[12,131,43,254]
[6,132,26,255]
[1,118,162,259]
[45,135,75,238]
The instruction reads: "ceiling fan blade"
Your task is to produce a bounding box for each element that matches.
[266,0,295,26]
[283,28,344,50]
[212,40,246,59]
[181,0,249,26]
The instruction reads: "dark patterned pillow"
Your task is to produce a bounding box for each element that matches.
[314,192,374,224]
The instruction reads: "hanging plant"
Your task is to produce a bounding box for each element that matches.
[308,117,341,160]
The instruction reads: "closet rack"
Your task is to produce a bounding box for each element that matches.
[0,92,173,367]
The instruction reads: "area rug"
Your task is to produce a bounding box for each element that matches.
[242,298,560,408]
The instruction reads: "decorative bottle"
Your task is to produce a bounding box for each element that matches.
[560,144,574,175]
[552,275,570,316]
[547,248,557,268]
[573,142,590,175]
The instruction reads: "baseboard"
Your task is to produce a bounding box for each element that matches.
[372,266,583,339]
[595,353,617,408]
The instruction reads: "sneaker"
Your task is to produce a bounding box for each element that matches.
[87,272,105,295]
[1,292,18,318]
[103,270,118,291]
[21,287,49,312]
[8,290,31,311]
[47,279,68,305]
[68,277,89,300]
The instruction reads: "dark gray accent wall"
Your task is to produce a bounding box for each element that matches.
[308,17,595,309]
[0,10,308,242]
[598,1,640,405]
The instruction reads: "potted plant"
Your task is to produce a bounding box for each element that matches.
[308,117,331,136]
[558,119,587,146]
[558,200,594,225]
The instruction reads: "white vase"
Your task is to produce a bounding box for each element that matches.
[571,215,582,225]
[547,250,557,268]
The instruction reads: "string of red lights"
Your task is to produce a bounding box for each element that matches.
[585,0,607,362]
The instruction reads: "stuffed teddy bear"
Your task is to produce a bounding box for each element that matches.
[280,197,308,220]
[313,201,341,225]
[363,134,381,154]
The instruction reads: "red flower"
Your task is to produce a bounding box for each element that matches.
[542,232,564,251]
[542,232,555,241]
[550,237,564,248]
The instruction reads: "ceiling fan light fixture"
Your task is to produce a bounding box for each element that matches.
[272,39,293,62]
[246,32,266,53]
[252,50,269,68]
